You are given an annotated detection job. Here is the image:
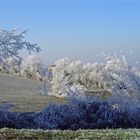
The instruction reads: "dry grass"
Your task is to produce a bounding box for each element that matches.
[0,73,64,112]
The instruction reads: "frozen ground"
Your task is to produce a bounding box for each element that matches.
[0,73,63,112]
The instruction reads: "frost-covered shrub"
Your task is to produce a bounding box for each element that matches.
[3,57,21,75]
[1,99,140,130]
[18,112,36,129]
[50,55,140,99]
[21,55,43,80]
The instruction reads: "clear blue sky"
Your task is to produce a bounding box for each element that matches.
[0,0,140,65]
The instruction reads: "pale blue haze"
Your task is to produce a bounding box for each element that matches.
[0,0,140,65]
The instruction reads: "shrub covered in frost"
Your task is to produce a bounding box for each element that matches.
[1,99,140,130]
[2,57,21,75]
[50,55,140,100]
[20,54,43,80]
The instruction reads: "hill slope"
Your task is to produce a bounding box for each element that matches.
[0,73,63,112]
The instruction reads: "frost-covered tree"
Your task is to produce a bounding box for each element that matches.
[21,54,43,80]
[0,28,41,71]
[50,55,140,100]
[5,57,21,74]
[50,57,108,97]
[50,58,86,97]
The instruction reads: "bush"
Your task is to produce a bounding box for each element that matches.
[50,55,140,99]
[0,99,140,130]
[20,55,43,80]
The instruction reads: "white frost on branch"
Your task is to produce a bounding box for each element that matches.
[21,54,43,80]
[0,28,41,74]
[50,55,140,101]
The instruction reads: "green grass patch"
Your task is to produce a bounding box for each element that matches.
[0,128,140,140]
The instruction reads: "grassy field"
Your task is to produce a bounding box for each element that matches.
[0,128,140,140]
[0,73,64,112]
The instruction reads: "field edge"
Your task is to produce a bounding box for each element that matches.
[0,128,140,140]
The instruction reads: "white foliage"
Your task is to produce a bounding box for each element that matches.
[50,58,85,97]
[0,28,41,75]
[50,55,140,100]
[5,57,20,74]
[0,28,40,61]
[21,54,43,80]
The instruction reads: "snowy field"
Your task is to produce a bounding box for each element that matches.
[0,73,63,112]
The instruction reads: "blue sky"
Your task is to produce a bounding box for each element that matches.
[0,0,140,65]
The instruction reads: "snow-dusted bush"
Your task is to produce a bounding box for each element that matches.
[21,54,43,80]
[4,57,21,75]
[1,99,140,130]
[50,58,85,97]
[50,55,140,100]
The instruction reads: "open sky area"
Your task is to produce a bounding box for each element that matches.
[0,0,140,66]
